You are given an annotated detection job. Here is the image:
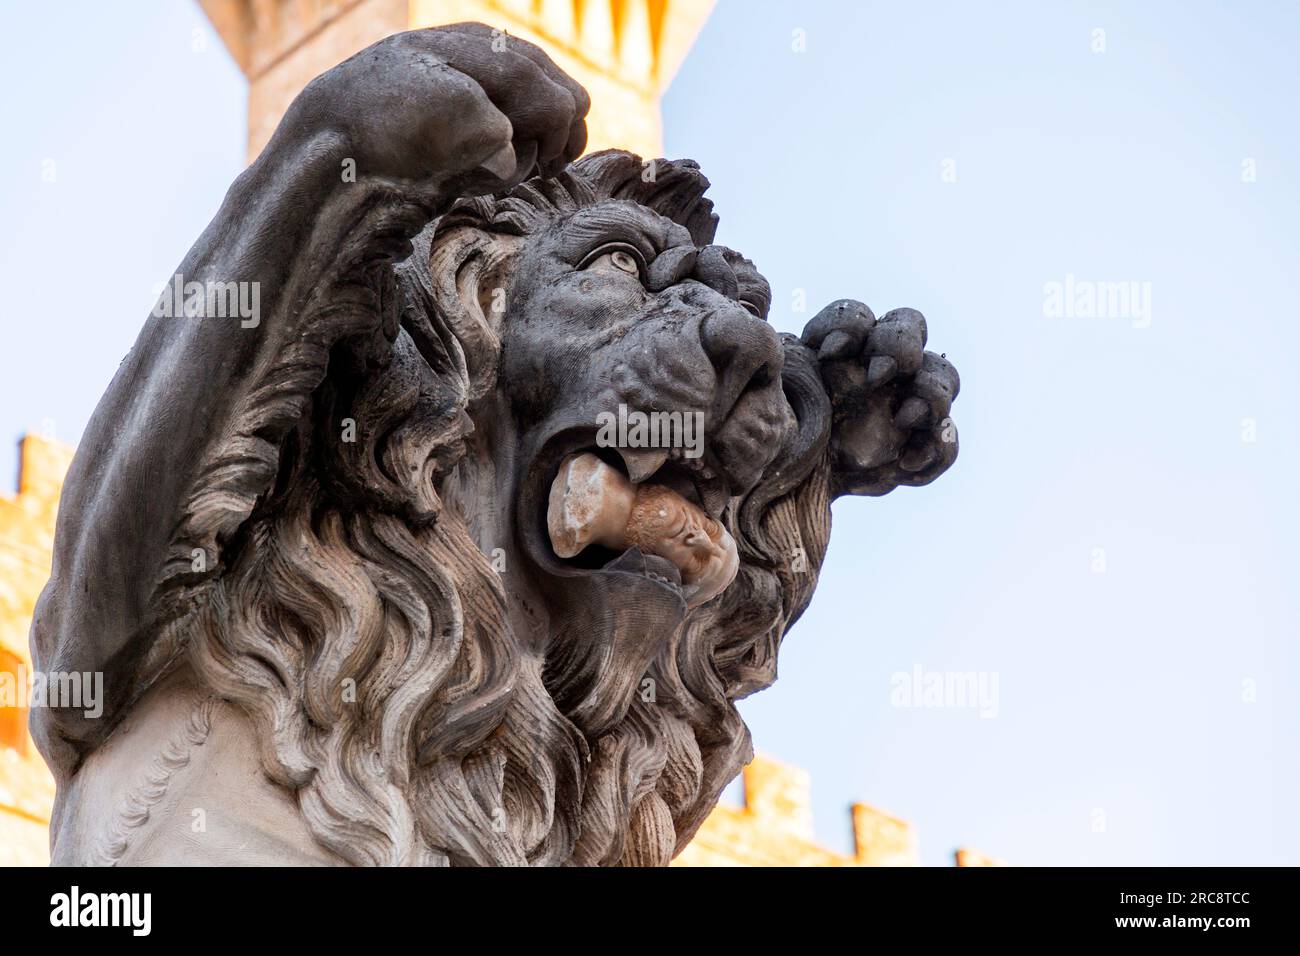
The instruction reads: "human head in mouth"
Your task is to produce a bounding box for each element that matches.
[31,25,962,867]
[547,451,740,608]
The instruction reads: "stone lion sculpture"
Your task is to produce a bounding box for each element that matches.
[30,25,959,866]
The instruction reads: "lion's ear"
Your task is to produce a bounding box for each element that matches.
[425,225,521,405]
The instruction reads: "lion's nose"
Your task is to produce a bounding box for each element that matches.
[699,308,784,422]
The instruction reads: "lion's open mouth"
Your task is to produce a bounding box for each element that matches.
[546,450,739,607]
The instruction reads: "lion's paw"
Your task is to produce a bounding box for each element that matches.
[801,299,959,497]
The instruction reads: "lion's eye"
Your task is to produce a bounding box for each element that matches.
[740,300,762,318]
[579,244,646,281]
[609,250,639,275]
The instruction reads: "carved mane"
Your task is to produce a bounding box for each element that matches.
[36,151,837,867]
[186,153,835,866]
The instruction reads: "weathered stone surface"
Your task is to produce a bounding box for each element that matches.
[30,25,959,866]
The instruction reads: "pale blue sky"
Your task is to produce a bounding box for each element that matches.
[2,1,1296,865]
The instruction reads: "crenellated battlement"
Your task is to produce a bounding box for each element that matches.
[675,753,1001,867]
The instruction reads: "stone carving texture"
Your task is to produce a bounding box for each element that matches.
[29,25,960,866]
[93,696,216,866]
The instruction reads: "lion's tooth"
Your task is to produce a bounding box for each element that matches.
[617,448,670,484]
[547,453,636,559]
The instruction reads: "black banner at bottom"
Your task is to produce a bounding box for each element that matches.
[0,865,1284,943]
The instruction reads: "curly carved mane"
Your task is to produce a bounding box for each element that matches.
[154,153,834,866]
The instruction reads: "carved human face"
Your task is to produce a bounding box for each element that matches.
[498,200,796,619]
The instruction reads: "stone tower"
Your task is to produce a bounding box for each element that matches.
[198,0,716,163]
